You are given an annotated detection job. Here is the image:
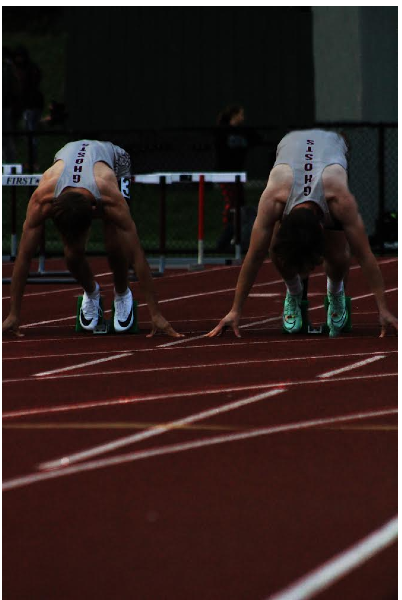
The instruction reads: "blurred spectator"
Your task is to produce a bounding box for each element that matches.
[13,45,44,170]
[2,46,20,163]
[41,100,68,128]
[214,104,260,252]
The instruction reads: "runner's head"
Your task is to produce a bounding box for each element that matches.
[272,208,324,276]
[51,191,93,244]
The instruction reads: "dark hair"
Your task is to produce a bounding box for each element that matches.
[216,104,244,126]
[272,208,324,273]
[51,191,93,243]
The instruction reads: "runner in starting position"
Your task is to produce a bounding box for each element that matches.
[2,139,183,338]
[206,129,397,339]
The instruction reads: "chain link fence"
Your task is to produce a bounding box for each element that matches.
[2,124,397,257]
[345,124,397,249]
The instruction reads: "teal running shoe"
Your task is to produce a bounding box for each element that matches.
[283,291,303,333]
[327,290,348,338]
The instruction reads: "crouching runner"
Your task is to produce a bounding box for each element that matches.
[2,139,183,339]
[206,129,397,339]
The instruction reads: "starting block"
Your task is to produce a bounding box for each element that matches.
[75,296,139,334]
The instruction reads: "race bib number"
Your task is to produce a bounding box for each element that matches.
[120,177,131,200]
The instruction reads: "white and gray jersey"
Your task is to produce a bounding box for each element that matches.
[274,129,348,229]
[53,140,131,199]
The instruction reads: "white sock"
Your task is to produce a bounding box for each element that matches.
[86,282,100,299]
[327,278,344,295]
[285,275,303,296]
[114,287,131,299]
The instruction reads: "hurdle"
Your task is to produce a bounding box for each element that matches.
[2,170,247,283]
[2,173,146,283]
[146,171,247,269]
[2,164,24,260]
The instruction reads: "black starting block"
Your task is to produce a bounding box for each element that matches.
[296,299,328,335]
[93,321,112,335]
[75,296,139,334]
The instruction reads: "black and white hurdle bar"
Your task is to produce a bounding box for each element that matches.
[2,171,246,284]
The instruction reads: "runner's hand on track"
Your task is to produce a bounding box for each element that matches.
[205,310,241,338]
[379,308,398,338]
[2,315,24,337]
[146,313,184,338]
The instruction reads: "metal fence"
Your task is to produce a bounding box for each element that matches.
[2,123,397,258]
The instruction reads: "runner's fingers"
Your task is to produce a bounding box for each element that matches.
[167,326,184,338]
[204,324,223,337]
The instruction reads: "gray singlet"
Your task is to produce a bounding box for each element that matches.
[53,140,131,199]
[274,129,348,228]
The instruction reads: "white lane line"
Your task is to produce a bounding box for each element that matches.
[352,287,398,301]
[4,348,395,363]
[38,388,286,470]
[0,332,390,347]
[2,336,105,345]
[2,407,397,491]
[3,367,396,387]
[249,292,322,298]
[317,355,386,379]
[267,516,398,600]
[2,371,397,420]
[3,349,149,361]
[34,352,131,377]
[31,350,396,379]
[249,293,280,297]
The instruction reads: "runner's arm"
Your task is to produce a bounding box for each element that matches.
[3,197,45,334]
[104,194,183,337]
[331,192,397,335]
[206,189,281,337]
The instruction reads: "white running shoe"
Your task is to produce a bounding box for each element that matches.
[79,290,102,331]
[114,289,134,333]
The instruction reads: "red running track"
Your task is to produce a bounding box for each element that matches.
[2,257,398,600]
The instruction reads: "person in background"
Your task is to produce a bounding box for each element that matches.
[41,100,68,129]
[214,104,260,252]
[2,46,20,163]
[13,45,44,170]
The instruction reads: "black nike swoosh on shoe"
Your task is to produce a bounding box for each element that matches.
[117,307,134,328]
[332,310,347,325]
[283,317,299,331]
[80,310,95,327]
